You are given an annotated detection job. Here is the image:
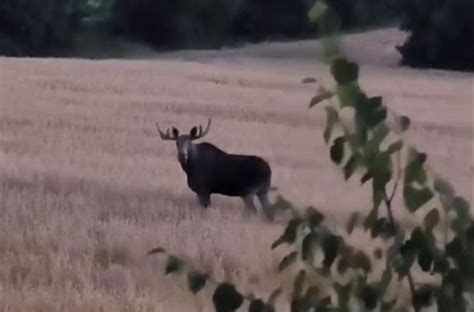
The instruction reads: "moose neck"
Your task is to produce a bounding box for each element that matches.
[179,143,197,173]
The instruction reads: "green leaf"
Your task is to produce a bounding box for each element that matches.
[212,283,244,312]
[413,284,437,308]
[303,286,321,308]
[308,0,329,24]
[369,96,383,109]
[374,248,383,259]
[293,270,306,299]
[433,257,449,275]
[354,93,388,130]
[386,140,404,154]
[354,112,369,145]
[404,148,428,184]
[279,251,298,272]
[397,240,417,279]
[271,218,300,249]
[371,190,386,217]
[271,195,294,212]
[147,247,166,255]
[452,196,471,228]
[302,77,317,84]
[359,285,379,310]
[346,212,360,234]
[446,238,462,258]
[409,226,425,249]
[268,288,282,305]
[379,267,392,295]
[249,299,265,312]
[330,136,346,164]
[323,106,339,143]
[370,152,392,192]
[330,57,359,84]
[322,234,341,269]
[392,255,411,281]
[351,250,372,273]
[438,270,467,312]
[417,248,433,272]
[424,208,440,231]
[187,271,208,294]
[309,89,334,108]
[334,282,352,312]
[403,185,434,212]
[323,128,332,145]
[290,299,304,312]
[363,207,379,231]
[319,296,332,306]
[337,257,350,275]
[433,177,455,199]
[343,155,360,180]
[336,82,361,107]
[371,217,396,240]
[466,222,474,244]
[371,123,389,147]
[306,206,325,228]
[381,299,398,312]
[399,115,410,132]
[165,255,182,274]
[370,107,388,128]
[361,171,372,184]
[302,233,317,261]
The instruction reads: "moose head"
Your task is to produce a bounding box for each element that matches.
[155,119,211,165]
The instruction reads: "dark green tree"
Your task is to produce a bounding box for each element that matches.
[231,0,315,42]
[0,0,82,56]
[396,0,474,71]
[108,0,240,49]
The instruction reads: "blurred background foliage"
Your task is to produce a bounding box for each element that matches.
[0,0,472,72]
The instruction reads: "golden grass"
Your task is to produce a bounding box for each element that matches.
[0,28,473,311]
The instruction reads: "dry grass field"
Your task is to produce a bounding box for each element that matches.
[0,28,473,311]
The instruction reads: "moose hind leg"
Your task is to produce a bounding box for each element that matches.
[257,191,274,221]
[197,193,211,208]
[242,194,258,214]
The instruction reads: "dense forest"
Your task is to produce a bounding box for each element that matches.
[0,0,472,71]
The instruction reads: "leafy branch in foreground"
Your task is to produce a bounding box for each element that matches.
[147,54,473,311]
[147,6,473,308]
[305,55,474,311]
[146,247,281,312]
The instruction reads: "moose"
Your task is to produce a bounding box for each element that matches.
[155,118,275,221]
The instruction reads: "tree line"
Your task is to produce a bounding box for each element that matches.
[0,0,472,72]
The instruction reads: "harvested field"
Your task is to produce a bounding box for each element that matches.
[0,28,473,311]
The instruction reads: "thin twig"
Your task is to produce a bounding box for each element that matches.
[384,189,420,312]
[406,273,419,312]
[389,150,402,203]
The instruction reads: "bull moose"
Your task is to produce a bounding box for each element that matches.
[155,118,275,221]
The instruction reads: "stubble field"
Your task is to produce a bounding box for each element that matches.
[0,28,473,311]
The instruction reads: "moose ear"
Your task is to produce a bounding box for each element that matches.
[172,127,179,138]
[189,126,198,138]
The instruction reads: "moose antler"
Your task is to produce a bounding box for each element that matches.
[155,122,176,140]
[192,118,212,140]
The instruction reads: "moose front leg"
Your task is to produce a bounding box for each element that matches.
[197,193,211,208]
